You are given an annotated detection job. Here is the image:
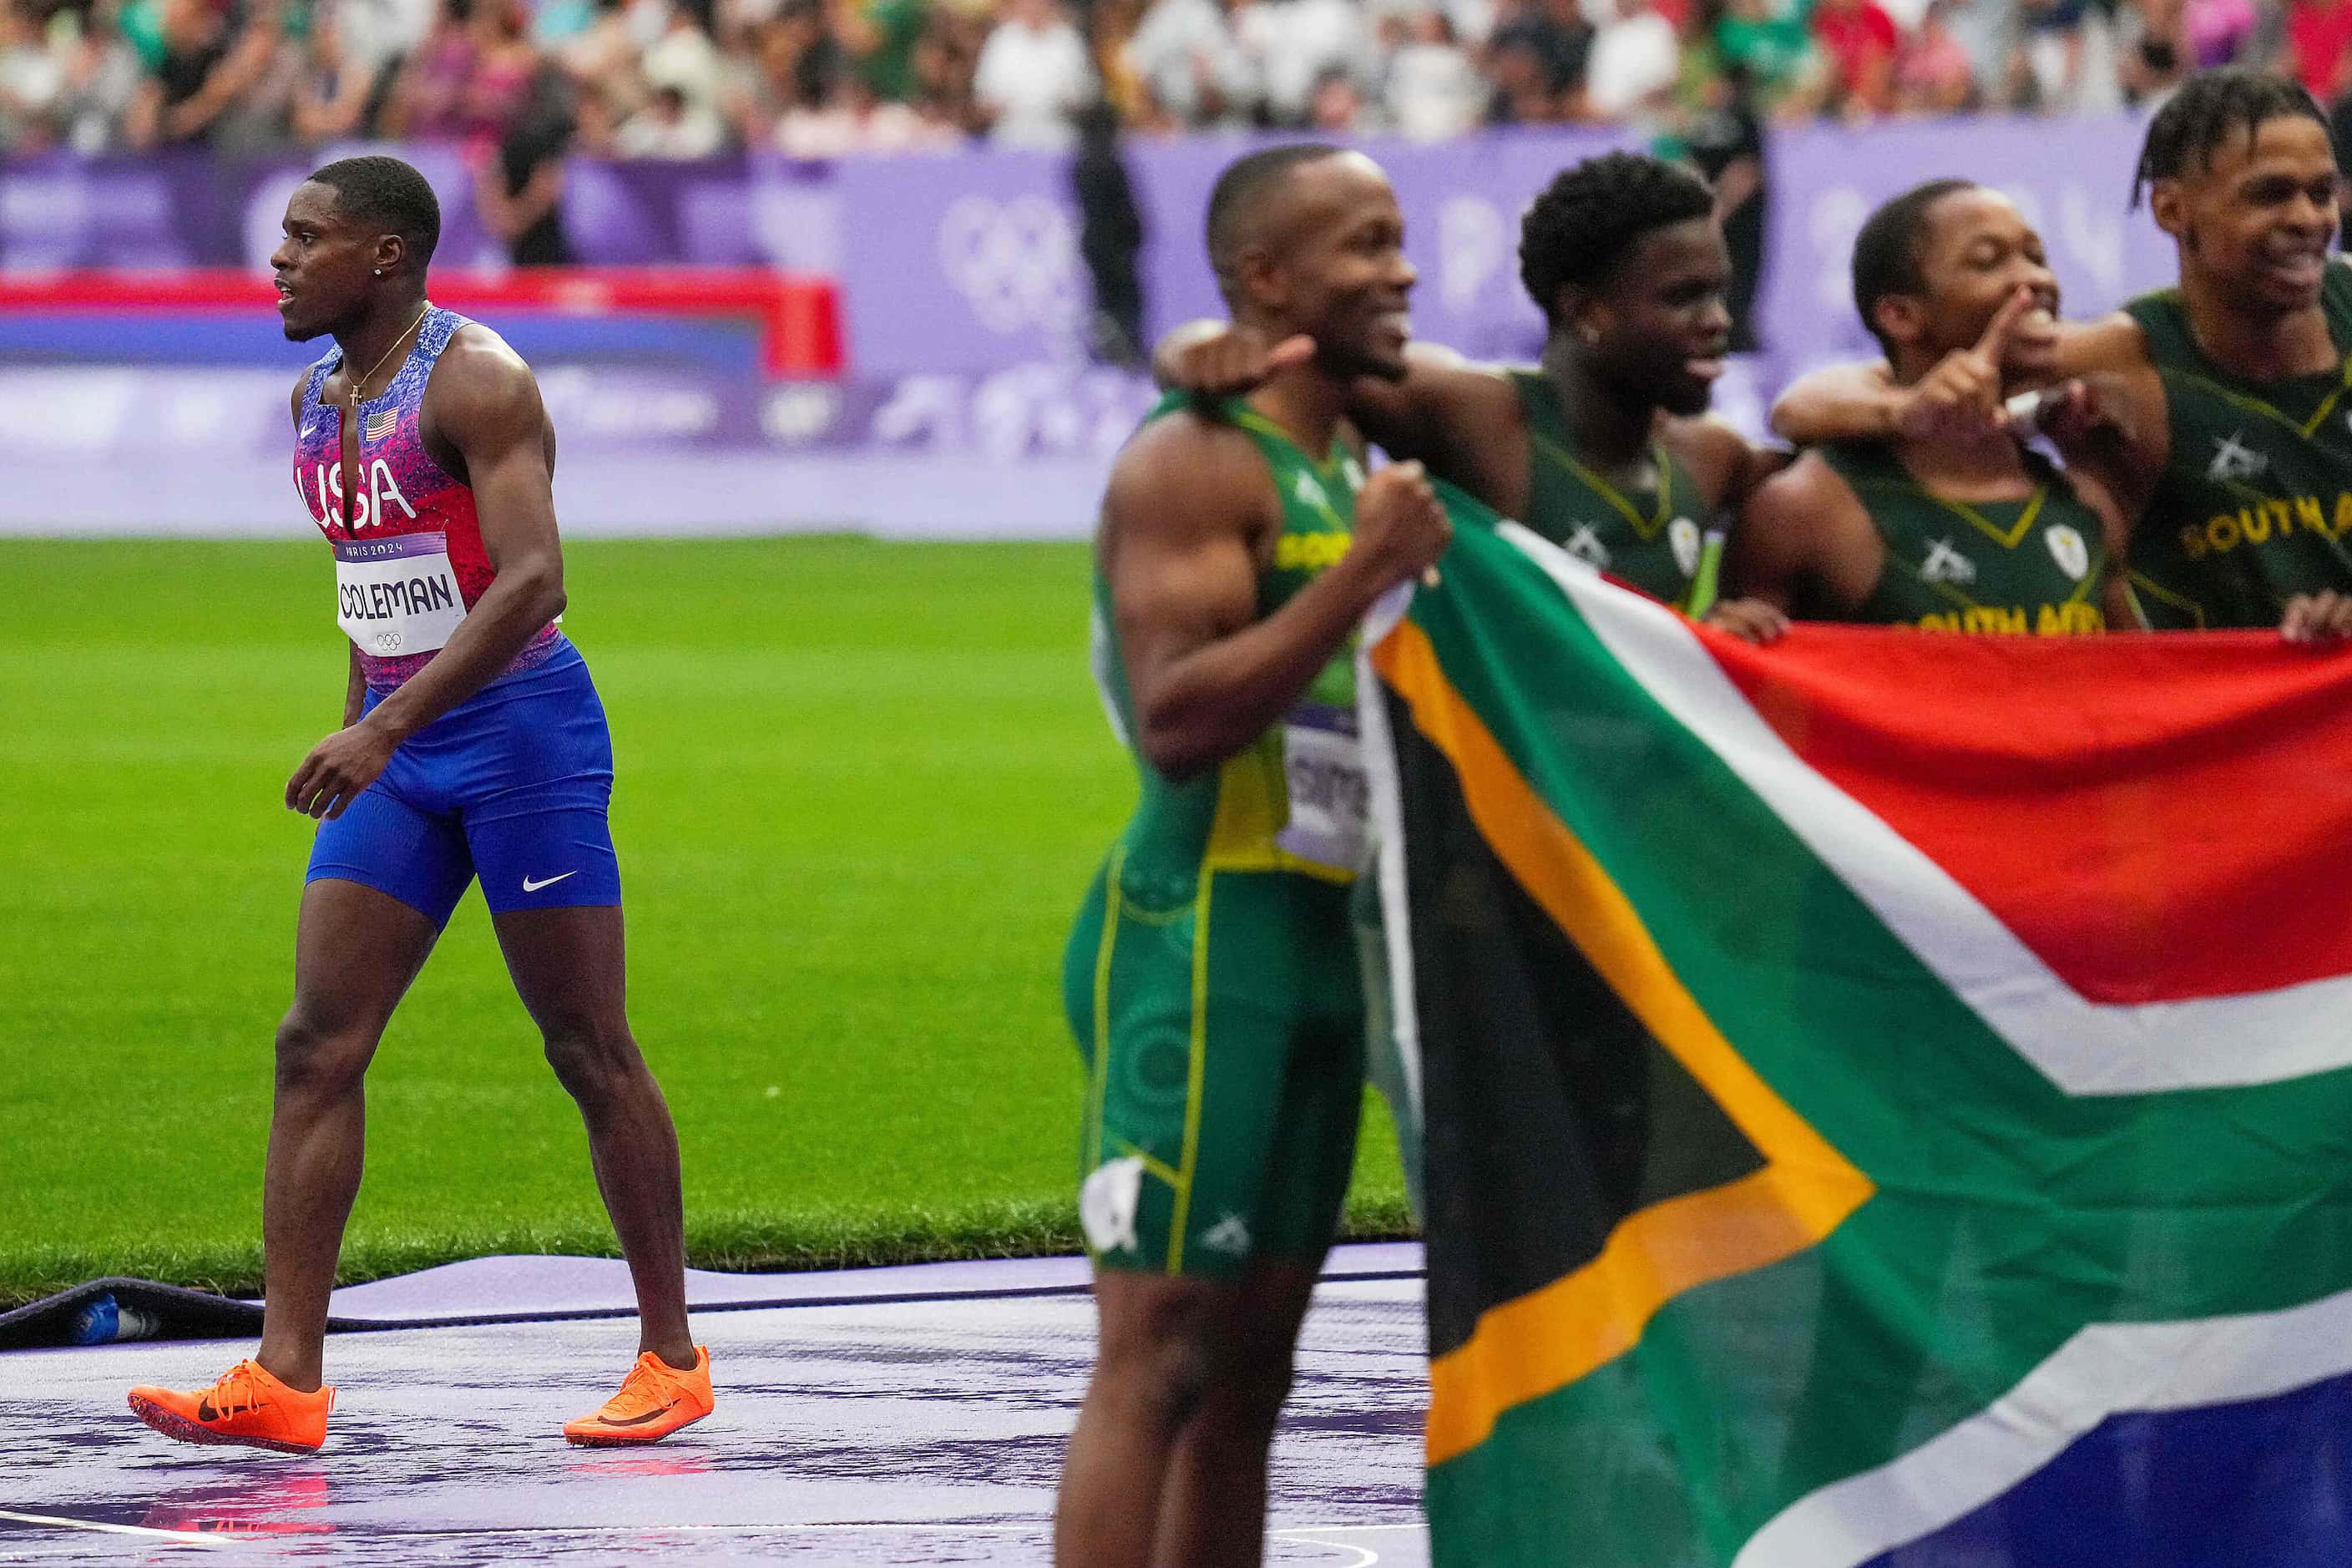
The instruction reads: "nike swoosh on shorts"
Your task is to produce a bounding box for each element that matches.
[522,872,579,893]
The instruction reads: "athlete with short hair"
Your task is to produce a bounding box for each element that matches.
[1736,180,2131,630]
[1159,150,1790,641]
[1057,143,1451,1566]
[127,154,711,1454]
[1770,68,2352,640]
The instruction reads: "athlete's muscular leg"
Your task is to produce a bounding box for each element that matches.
[1056,1271,1236,1567]
[257,879,440,1393]
[1151,1257,1323,1566]
[493,903,695,1370]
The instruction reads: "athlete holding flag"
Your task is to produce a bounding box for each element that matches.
[127,156,711,1453]
[1059,144,1450,1566]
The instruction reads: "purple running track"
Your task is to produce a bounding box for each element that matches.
[0,1246,1429,1563]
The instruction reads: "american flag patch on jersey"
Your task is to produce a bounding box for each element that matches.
[365,408,397,443]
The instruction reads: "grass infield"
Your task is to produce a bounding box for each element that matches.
[0,538,1410,1308]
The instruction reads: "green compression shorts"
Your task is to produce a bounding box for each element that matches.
[1062,852,1366,1279]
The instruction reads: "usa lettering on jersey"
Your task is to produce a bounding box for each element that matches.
[301,458,418,534]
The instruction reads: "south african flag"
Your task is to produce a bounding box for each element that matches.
[1363,508,2352,1565]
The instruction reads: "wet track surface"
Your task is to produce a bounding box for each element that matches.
[0,1252,1429,1563]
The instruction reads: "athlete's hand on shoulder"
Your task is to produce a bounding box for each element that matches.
[1701,596,1790,645]
[1348,460,1451,589]
[1155,324,1314,397]
[286,718,401,819]
[2279,591,2352,645]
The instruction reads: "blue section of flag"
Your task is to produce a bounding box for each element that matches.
[1866,1369,2352,1568]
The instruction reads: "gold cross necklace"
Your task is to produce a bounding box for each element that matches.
[346,303,431,409]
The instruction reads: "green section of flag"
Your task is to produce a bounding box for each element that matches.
[1400,522,2352,1564]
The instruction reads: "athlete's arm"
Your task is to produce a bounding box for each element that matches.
[1153,324,1520,497]
[1153,319,1312,395]
[1728,453,1876,619]
[1340,345,1523,491]
[1772,301,2152,448]
[1771,290,2036,447]
[285,330,568,818]
[1767,357,1903,447]
[1105,417,1449,779]
[2027,366,2166,574]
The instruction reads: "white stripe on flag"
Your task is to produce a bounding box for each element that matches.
[1497,522,2352,1096]
[1359,582,1428,1195]
[1732,1284,2352,1567]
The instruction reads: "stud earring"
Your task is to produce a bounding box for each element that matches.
[373,268,383,276]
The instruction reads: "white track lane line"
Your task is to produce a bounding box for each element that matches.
[0,1508,231,1548]
[1272,1520,1429,1566]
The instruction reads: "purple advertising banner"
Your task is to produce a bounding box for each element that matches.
[0,117,2180,535]
[830,129,1633,378]
[830,119,2164,380]
[832,146,1085,377]
[2,117,2167,380]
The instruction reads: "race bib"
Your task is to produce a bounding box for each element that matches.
[1275,703,1370,873]
[335,533,468,657]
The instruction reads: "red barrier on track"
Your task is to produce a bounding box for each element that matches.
[0,269,843,378]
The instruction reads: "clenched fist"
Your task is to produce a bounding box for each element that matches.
[1350,461,1452,589]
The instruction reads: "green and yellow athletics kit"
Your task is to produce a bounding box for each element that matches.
[2123,266,2352,629]
[1814,439,2109,632]
[1512,368,1717,609]
[1065,393,1373,1280]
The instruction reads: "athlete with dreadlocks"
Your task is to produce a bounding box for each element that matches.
[1770,68,2352,637]
[1158,149,1790,641]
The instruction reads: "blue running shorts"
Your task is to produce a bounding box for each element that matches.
[306,640,621,926]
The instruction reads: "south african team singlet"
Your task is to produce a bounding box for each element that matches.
[1814,439,2108,633]
[1065,391,1375,1281]
[1511,369,1712,608]
[2122,265,2352,629]
[1088,392,1373,896]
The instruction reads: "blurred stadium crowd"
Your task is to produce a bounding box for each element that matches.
[8,0,2343,164]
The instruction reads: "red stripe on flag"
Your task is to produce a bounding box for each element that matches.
[1706,627,2352,1007]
